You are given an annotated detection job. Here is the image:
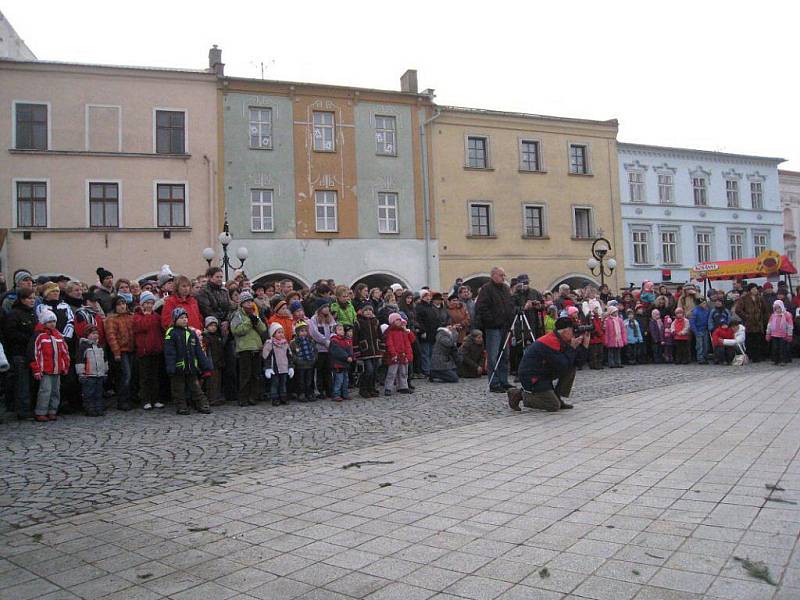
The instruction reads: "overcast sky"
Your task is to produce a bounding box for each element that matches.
[5,1,799,169]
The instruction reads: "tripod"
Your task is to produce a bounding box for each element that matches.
[488,309,536,389]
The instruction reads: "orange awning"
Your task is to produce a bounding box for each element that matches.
[691,251,797,281]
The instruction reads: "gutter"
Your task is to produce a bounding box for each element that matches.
[420,107,441,286]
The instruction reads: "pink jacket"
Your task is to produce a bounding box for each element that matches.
[767,310,793,340]
[603,316,627,348]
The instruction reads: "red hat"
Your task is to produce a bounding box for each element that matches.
[763,282,774,290]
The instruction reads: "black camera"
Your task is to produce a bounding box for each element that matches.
[573,324,594,334]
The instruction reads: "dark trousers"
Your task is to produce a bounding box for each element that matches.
[204,371,223,404]
[521,366,576,410]
[81,377,104,414]
[430,369,459,383]
[222,337,238,402]
[237,350,262,405]
[651,342,663,364]
[359,358,379,394]
[713,346,735,364]
[170,374,208,412]
[138,354,161,405]
[746,332,766,362]
[296,368,315,399]
[113,352,134,408]
[770,337,791,364]
[607,347,622,367]
[12,355,33,418]
[269,373,288,401]
[588,344,603,369]
[315,352,332,397]
[624,343,644,365]
[674,340,691,364]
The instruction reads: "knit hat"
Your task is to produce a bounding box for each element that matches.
[359,303,374,314]
[96,267,113,282]
[139,291,157,304]
[274,300,288,313]
[315,296,333,312]
[566,306,579,317]
[774,299,785,311]
[40,282,60,298]
[390,283,403,293]
[516,273,530,284]
[171,307,187,323]
[289,300,304,314]
[294,320,309,333]
[205,316,219,327]
[554,317,573,331]
[268,322,284,338]
[239,290,254,303]
[39,308,57,325]
[764,282,774,290]
[157,264,174,287]
[14,270,33,286]
[388,312,404,326]
[607,305,619,315]
[380,324,389,335]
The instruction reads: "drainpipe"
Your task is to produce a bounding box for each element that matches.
[420,107,441,286]
[204,154,215,248]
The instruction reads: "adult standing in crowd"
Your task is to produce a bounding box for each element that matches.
[475,266,516,393]
[94,267,115,314]
[161,275,203,331]
[734,283,768,362]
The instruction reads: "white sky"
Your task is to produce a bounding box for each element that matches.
[5,0,799,169]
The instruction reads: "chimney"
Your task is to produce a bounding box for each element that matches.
[208,44,224,76]
[400,69,418,93]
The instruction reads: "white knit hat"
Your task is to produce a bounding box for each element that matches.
[268,322,284,338]
[39,308,57,325]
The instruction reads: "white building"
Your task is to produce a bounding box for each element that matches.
[780,170,800,266]
[619,142,784,286]
[0,11,35,60]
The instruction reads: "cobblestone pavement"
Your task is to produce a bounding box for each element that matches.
[0,362,793,532]
[1,365,799,599]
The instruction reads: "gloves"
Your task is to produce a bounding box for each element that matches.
[264,368,274,379]
[288,368,294,379]
[249,313,259,326]
[201,371,213,379]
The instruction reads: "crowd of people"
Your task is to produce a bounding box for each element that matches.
[0,263,796,422]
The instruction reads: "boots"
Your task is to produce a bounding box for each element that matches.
[507,388,522,412]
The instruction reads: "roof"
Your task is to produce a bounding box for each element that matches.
[224,74,434,100]
[440,105,618,127]
[779,169,800,176]
[619,141,785,164]
[0,57,212,76]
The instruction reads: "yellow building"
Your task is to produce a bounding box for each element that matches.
[430,106,625,292]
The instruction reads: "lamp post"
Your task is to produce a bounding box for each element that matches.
[201,218,249,281]
[586,236,617,288]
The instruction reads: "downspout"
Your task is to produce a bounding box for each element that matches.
[204,154,215,247]
[420,106,441,286]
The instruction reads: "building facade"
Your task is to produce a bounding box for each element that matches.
[619,143,784,285]
[430,107,624,292]
[780,170,800,265]
[0,57,219,282]
[0,11,35,60]
[220,71,437,290]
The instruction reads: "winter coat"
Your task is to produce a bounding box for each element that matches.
[689,306,711,334]
[398,293,418,329]
[624,318,643,344]
[475,281,515,331]
[133,311,164,357]
[649,319,665,345]
[3,302,37,356]
[707,307,731,331]
[518,331,575,394]
[723,324,747,347]
[711,326,735,348]
[93,286,114,314]
[431,328,458,372]
[262,338,294,374]
[766,310,793,340]
[75,338,108,378]
[416,300,442,343]
[354,315,385,360]
[378,303,400,326]
[290,335,318,369]
[161,294,203,331]
[458,333,484,377]
[35,298,75,341]
[330,301,357,327]
[105,312,135,359]
[671,317,690,341]
[75,306,106,348]
[329,335,354,370]
[196,282,233,322]
[202,330,225,371]
[268,314,295,342]
[603,316,627,348]
[589,316,604,345]
[734,294,768,333]
[309,310,336,353]
[544,314,556,333]
[384,324,413,365]
[30,324,70,376]
[163,325,211,376]
[230,307,267,353]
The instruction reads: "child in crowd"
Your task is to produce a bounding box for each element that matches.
[329,323,353,401]
[383,313,413,395]
[268,301,295,343]
[458,330,485,378]
[202,316,225,405]
[290,321,318,402]
[263,323,294,406]
[766,299,793,365]
[31,309,71,421]
[429,325,460,383]
[663,315,674,363]
[690,298,711,364]
[671,308,691,364]
[75,325,108,416]
[330,286,357,327]
[353,304,384,398]
[588,306,604,369]
[544,305,557,333]
[133,291,164,410]
[163,307,213,415]
[649,309,665,364]
[711,319,736,365]
[624,309,644,365]
[603,306,626,368]
[104,295,136,411]
[231,291,267,406]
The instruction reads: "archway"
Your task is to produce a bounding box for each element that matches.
[462,274,490,295]
[350,271,409,292]
[252,271,309,291]
[549,274,598,292]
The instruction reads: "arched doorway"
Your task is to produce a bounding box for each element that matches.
[252,271,309,291]
[462,274,490,295]
[550,274,598,292]
[350,272,408,292]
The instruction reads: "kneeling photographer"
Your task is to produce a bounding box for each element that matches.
[507,317,590,412]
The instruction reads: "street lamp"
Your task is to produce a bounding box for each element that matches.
[586,236,617,288]
[201,217,248,281]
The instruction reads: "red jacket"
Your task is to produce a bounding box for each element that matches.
[711,326,734,348]
[161,294,203,331]
[30,324,71,376]
[384,324,413,364]
[134,311,164,357]
[671,317,690,341]
[75,307,106,347]
[589,316,604,345]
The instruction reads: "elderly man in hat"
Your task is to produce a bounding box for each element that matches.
[1,269,35,314]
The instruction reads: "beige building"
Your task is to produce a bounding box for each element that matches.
[430,107,624,292]
[0,56,219,283]
[781,170,800,265]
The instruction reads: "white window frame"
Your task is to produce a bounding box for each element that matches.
[312,111,336,152]
[572,205,594,239]
[12,177,51,228]
[568,142,591,175]
[250,188,274,232]
[84,104,122,152]
[749,178,765,209]
[152,180,189,227]
[377,191,399,234]
[695,228,713,264]
[522,203,546,238]
[248,106,273,150]
[12,100,52,151]
[152,107,188,154]
[630,226,652,265]
[314,190,338,232]
[465,134,490,169]
[627,169,646,202]
[519,138,543,172]
[85,179,123,228]
[374,114,397,157]
[725,178,740,208]
[657,173,675,204]
[728,229,745,260]
[468,201,493,236]
[692,176,708,206]
[753,230,769,255]
[659,227,680,266]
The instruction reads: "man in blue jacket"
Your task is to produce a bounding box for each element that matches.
[689,298,711,364]
[508,317,587,412]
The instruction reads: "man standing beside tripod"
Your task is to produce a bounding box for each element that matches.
[475,267,517,393]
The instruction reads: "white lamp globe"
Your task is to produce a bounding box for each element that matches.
[607,258,617,270]
[236,247,249,261]
[201,247,215,261]
[587,257,599,270]
[218,231,233,246]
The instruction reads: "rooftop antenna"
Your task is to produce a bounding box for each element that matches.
[249,58,275,80]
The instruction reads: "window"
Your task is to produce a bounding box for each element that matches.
[520,140,540,171]
[573,207,593,238]
[692,177,707,206]
[315,190,338,231]
[375,115,397,156]
[89,182,119,228]
[661,229,679,265]
[470,203,491,236]
[155,110,185,154]
[632,229,650,265]
[250,189,274,232]
[751,181,764,209]
[569,144,588,174]
[729,230,744,260]
[658,174,674,204]
[753,231,769,255]
[16,181,47,227]
[156,184,185,227]
[628,171,645,202]
[15,103,48,150]
[313,111,335,152]
[249,107,272,149]
[377,192,399,233]
[726,179,740,208]
[523,205,544,237]
[466,136,488,168]
[696,230,712,263]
